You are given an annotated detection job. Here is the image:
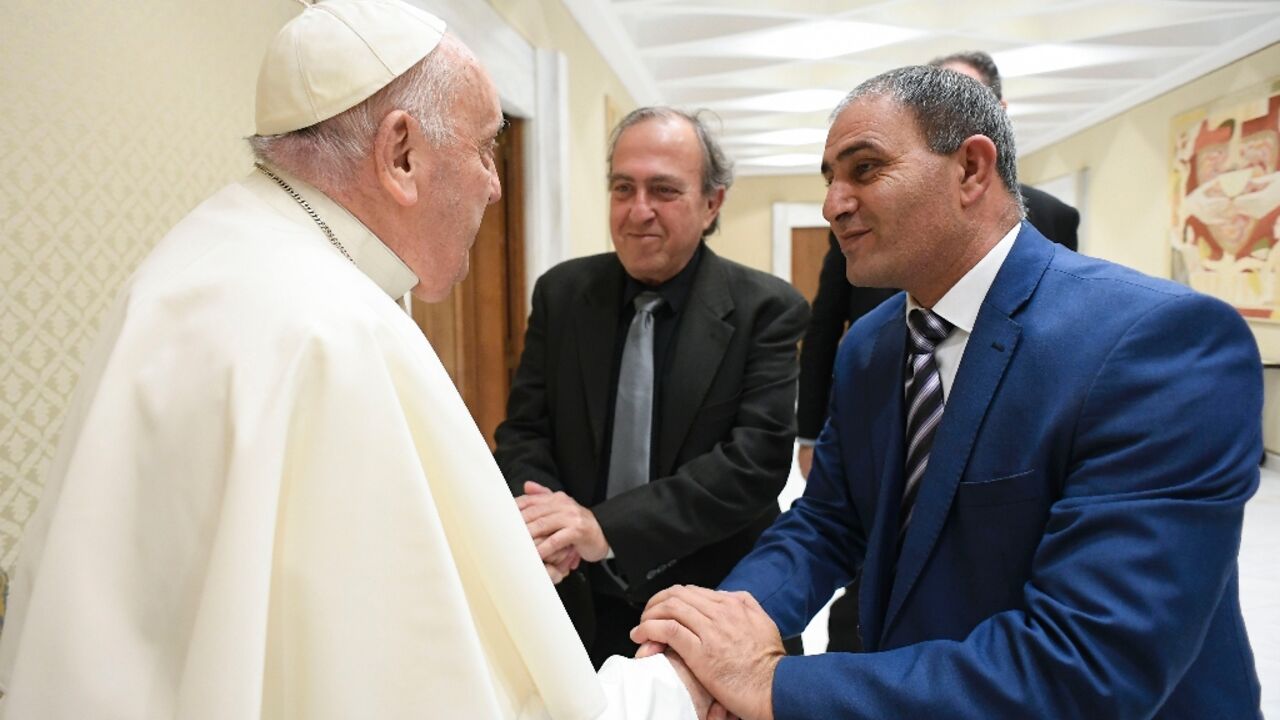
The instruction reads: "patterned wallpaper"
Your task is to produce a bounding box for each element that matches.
[0,0,297,569]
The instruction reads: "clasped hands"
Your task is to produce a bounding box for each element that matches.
[517,481,610,583]
[516,483,782,720]
[633,585,784,720]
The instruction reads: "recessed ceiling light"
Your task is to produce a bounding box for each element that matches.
[993,44,1165,78]
[646,20,924,61]
[727,128,829,146]
[714,89,848,113]
[728,20,924,60]
[741,153,822,168]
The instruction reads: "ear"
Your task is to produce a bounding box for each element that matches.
[372,110,421,207]
[701,186,726,230]
[955,134,1000,208]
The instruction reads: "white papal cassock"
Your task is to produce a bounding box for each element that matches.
[0,167,697,720]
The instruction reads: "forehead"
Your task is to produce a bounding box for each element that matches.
[823,95,924,165]
[455,59,503,133]
[612,117,703,177]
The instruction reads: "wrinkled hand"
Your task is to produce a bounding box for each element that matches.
[518,481,610,563]
[543,547,581,584]
[523,484,583,583]
[641,644,740,720]
[664,650,714,720]
[632,586,783,720]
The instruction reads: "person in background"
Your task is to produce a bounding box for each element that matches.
[0,2,712,718]
[496,107,809,667]
[635,65,1262,720]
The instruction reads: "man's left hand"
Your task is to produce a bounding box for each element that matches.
[631,585,783,720]
[518,481,610,562]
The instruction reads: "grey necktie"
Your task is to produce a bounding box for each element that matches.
[899,308,954,551]
[607,292,665,498]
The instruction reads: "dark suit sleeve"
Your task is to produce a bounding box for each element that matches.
[1022,184,1080,251]
[594,283,810,585]
[729,293,1263,719]
[492,275,564,495]
[797,234,851,441]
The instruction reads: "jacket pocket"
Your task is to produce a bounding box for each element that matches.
[955,469,1041,507]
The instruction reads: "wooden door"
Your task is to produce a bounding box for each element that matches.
[790,226,831,305]
[412,116,527,449]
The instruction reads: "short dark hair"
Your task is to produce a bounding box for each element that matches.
[832,65,1022,208]
[928,50,1003,101]
[607,107,734,237]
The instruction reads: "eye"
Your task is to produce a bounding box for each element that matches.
[852,160,879,180]
[610,182,634,197]
[480,139,499,167]
[654,185,680,199]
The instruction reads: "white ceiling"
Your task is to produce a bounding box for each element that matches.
[562,0,1280,176]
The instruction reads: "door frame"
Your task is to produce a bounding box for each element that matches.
[771,202,827,283]
[413,1,570,296]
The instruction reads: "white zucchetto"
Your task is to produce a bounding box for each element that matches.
[255,0,447,136]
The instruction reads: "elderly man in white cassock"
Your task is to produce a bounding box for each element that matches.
[0,1,712,718]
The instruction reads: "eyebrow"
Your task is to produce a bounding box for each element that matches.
[820,140,879,176]
[607,173,686,186]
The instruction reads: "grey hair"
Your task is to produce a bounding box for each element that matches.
[247,35,469,190]
[607,106,734,237]
[928,50,1003,100]
[831,65,1022,211]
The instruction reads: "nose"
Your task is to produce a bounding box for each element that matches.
[823,181,855,226]
[627,189,656,222]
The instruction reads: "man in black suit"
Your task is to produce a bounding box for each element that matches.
[495,107,809,667]
[797,50,1081,653]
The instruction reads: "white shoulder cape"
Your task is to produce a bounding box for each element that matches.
[0,173,696,720]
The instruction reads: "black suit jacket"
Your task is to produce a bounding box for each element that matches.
[796,183,1079,440]
[495,247,809,605]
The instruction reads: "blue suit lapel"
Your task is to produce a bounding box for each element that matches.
[855,304,908,651]
[881,223,1053,641]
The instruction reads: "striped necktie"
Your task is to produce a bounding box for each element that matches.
[899,307,954,550]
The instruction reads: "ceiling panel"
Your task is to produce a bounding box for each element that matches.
[565,0,1280,174]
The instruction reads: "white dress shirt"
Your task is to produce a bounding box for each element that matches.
[906,222,1020,401]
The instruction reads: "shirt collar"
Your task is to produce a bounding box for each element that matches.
[907,222,1020,333]
[244,164,419,300]
[622,241,705,315]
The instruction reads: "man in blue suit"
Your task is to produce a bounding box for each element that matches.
[633,65,1263,719]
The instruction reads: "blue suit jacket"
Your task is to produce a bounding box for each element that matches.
[721,224,1263,719]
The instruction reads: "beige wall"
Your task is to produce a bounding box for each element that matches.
[487,0,636,259]
[1019,42,1280,452]
[714,173,829,272]
[0,0,296,567]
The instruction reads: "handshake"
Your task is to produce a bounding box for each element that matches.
[516,481,784,720]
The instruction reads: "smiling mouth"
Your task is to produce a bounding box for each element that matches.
[835,228,870,252]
